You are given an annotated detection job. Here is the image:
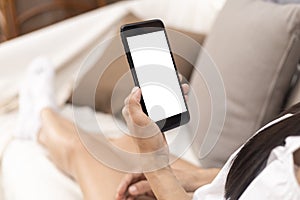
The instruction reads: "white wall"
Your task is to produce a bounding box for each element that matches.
[130,0,226,34]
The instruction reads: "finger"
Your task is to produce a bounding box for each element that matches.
[128,89,151,127]
[185,95,188,102]
[122,105,129,120]
[124,87,139,105]
[131,86,139,95]
[128,180,152,196]
[131,87,141,102]
[128,89,143,115]
[178,73,183,82]
[124,96,129,105]
[116,174,134,198]
[182,84,190,95]
[116,173,145,199]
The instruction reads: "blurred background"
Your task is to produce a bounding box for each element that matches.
[0,0,120,42]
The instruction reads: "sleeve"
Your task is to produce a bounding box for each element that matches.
[192,148,240,200]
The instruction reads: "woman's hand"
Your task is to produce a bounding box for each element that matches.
[121,78,189,154]
[122,87,170,172]
[120,79,193,200]
[115,173,155,200]
[179,74,190,102]
[116,168,220,200]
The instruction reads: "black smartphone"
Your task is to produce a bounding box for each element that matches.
[120,19,190,132]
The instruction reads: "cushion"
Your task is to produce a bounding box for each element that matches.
[267,0,300,4]
[286,81,300,108]
[189,0,300,167]
[72,13,206,113]
[285,62,300,108]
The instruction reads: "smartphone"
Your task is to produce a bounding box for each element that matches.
[120,19,190,132]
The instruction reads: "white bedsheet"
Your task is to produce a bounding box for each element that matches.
[1,105,120,200]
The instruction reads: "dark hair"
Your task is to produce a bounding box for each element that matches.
[225,102,300,200]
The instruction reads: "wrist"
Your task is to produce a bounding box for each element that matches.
[139,147,170,172]
[145,166,191,200]
[173,167,220,193]
[195,168,220,187]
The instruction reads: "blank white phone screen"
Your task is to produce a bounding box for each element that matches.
[127,30,187,122]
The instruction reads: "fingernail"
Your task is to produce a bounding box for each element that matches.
[129,186,137,194]
[131,87,139,94]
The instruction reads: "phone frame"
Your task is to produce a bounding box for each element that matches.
[120,19,190,132]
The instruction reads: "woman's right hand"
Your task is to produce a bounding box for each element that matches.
[115,173,155,200]
[115,168,220,200]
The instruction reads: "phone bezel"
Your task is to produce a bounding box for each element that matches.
[120,19,190,132]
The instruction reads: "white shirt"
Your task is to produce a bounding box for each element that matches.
[193,114,300,199]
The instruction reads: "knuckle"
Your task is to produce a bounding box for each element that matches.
[128,96,135,105]
[134,183,142,192]
[135,181,148,192]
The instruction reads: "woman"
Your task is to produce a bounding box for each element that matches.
[12,59,300,199]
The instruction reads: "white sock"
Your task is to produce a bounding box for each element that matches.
[27,57,56,113]
[15,78,37,139]
[15,57,57,141]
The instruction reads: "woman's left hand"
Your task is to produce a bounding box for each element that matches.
[121,83,192,200]
[122,87,168,155]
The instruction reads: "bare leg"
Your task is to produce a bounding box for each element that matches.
[38,108,201,199]
[38,108,123,199]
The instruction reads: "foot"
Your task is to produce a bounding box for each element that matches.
[15,57,57,140]
[15,75,35,139]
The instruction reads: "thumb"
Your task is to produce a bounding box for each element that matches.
[131,87,141,103]
[132,87,142,102]
[128,88,152,127]
[128,88,142,115]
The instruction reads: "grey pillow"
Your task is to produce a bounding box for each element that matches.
[189,0,300,167]
[286,62,300,108]
[267,0,300,4]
